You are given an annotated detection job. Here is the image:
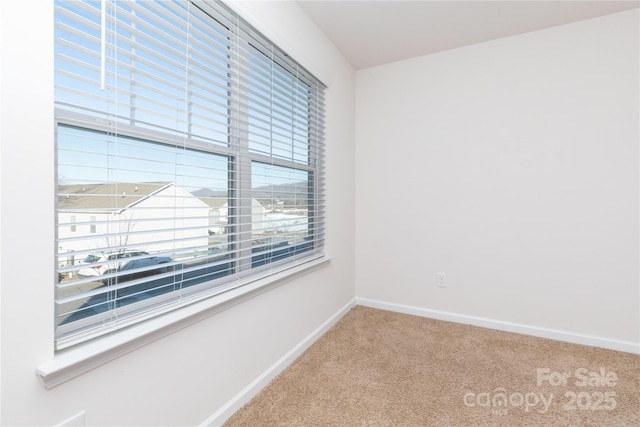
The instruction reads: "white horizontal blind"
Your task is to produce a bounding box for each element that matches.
[54,0,326,349]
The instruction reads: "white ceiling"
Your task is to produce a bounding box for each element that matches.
[296,0,640,70]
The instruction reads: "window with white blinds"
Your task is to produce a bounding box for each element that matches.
[54,0,326,349]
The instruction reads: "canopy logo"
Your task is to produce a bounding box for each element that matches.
[463,367,619,416]
[463,388,553,415]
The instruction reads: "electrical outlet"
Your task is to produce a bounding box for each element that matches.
[437,272,447,288]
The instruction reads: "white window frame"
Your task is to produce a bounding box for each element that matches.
[40,0,328,387]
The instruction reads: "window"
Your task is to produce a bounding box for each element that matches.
[54,0,326,349]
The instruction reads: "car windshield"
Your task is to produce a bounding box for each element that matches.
[108,251,147,260]
[82,254,102,263]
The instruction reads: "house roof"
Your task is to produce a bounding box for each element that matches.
[200,197,228,208]
[58,183,242,213]
[58,182,172,211]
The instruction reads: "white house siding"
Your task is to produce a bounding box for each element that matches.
[217,199,266,232]
[57,184,211,262]
[126,184,211,257]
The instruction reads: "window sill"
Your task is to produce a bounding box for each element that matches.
[36,256,330,389]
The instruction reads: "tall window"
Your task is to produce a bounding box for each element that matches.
[54,0,326,349]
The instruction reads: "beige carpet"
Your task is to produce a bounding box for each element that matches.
[224,305,640,426]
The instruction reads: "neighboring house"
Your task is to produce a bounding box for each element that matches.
[201,197,267,234]
[201,197,229,236]
[57,182,213,262]
[58,183,269,266]
[201,196,310,249]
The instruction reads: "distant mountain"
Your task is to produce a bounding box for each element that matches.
[191,188,227,198]
[192,181,309,202]
[251,182,309,201]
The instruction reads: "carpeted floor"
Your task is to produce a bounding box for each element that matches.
[224,305,640,426]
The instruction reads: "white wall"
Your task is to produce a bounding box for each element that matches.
[0,1,355,425]
[356,10,639,347]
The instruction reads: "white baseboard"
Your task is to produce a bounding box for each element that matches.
[201,299,357,427]
[356,297,640,355]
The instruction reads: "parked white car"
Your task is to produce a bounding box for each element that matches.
[77,250,148,279]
